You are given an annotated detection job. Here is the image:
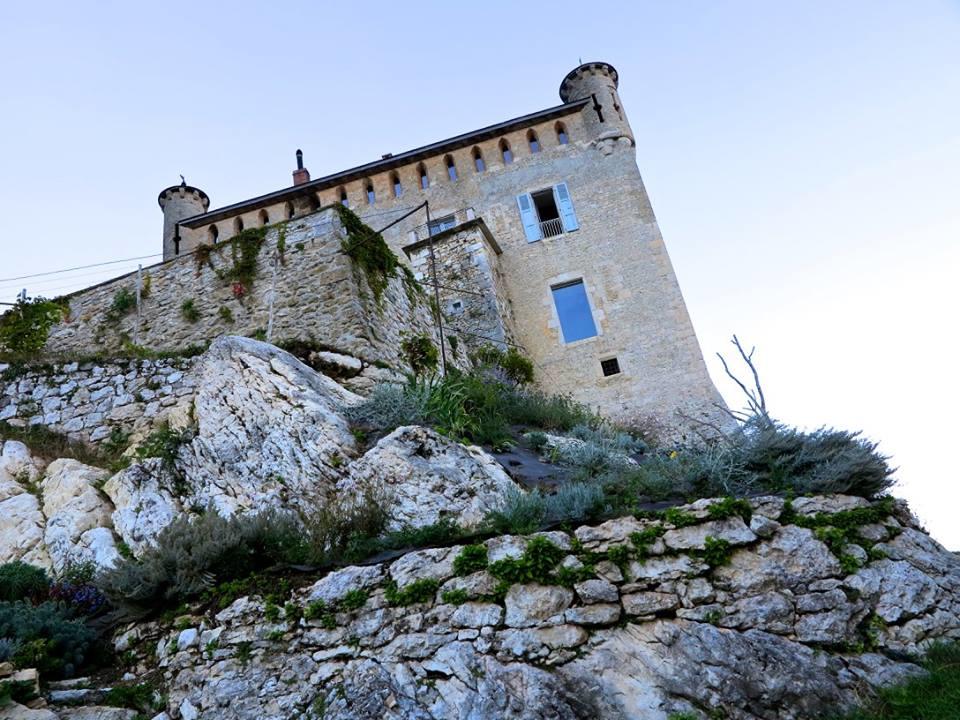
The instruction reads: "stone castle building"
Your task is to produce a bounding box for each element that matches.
[46,61,728,431]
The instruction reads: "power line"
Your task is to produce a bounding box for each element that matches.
[0,253,162,283]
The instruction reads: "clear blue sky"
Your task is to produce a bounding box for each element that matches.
[1,2,958,545]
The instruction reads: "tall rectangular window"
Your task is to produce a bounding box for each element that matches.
[551,280,597,343]
[517,182,579,242]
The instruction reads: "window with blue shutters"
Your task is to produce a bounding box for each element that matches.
[552,280,598,343]
[516,182,579,241]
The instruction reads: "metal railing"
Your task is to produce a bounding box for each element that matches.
[539,217,564,238]
[409,207,476,244]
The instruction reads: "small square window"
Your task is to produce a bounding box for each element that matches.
[600,358,621,377]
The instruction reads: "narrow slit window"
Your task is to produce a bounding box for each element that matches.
[391,172,402,198]
[556,122,569,145]
[418,163,429,189]
[234,217,244,234]
[472,147,485,172]
[365,182,375,205]
[258,209,269,226]
[551,280,597,343]
[445,155,458,182]
[286,201,295,219]
[500,139,513,164]
[527,130,540,153]
[208,225,219,243]
[339,188,348,207]
[600,358,621,377]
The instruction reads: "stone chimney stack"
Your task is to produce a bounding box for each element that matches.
[293,149,310,185]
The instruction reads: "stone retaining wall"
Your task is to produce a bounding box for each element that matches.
[0,357,197,445]
[42,207,439,372]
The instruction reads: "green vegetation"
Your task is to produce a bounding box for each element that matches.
[180,299,201,323]
[471,344,535,386]
[105,287,136,325]
[0,562,49,603]
[0,296,66,356]
[400,334,439,375]
[222,226,268,290]
[385,578,440,607]
[218,305,235,324]
[832,642,960,720]
[699,536,734,568]
[134,421,189,470]
[0,421,126,470]
[453,544,489,576]
[0,600,96,678]
[336,204,421,305]
[441,589,469,605]
[103,683,160,713]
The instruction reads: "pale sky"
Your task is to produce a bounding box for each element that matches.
[1,2,958,546]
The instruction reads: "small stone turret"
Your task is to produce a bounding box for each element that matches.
[560,61,634,149]
[159,179,210,260]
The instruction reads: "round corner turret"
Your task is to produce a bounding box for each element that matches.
[159,180,210,260]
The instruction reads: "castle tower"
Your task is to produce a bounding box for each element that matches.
[559,62,634,148]
[158,179,209,260]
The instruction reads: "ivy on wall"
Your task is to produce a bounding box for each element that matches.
[335,204,422,306]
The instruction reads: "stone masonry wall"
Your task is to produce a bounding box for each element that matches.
[404,220,518,361]
[114,494,960,720]
[0,357,197,445]
[43,208,438,372]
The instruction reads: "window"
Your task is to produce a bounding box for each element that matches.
[338,188,348,207]
[234,217,244,234]
[527,129,540,153]
[556,122,569,145]
[500,139,513,164]
[258,209,269,226]
[391,172,402,198]
[449,299,464,314]
[472,147,485,172]
[365,181,375,204]
[309,194,321,211]
[516,182,579,242]
[445,155,458,182]
[285,201,295,219]
[552,280,597,343]
[600,358,621,377]
[428,214,456,236]
[418,163,429,189]
[208,225,219,243]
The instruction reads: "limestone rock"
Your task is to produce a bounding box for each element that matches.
[303,564,385,604]
[103,460,182,555]
[40,459,118,571]
[661,516,756,551]
[0,491,51,569]
[504,584,573,628]
[175,336,361,517]
[340,425,519,531]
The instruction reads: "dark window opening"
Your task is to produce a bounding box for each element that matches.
[472,147,485,172]
[339,188,348,207]
[309,194,321,211]
[391,172,402,198]
[591,93,604,123]
[234,217,244,234]
[418,163,429,189]
[532,188,562,237]
[208,225,219,243]
[445,155,458,181]
[366,182,375,204]
[500,139,513,164]
[258,209,269,226]
[601,358,621,377]
[528,130,540,153]
[556,122,569,145]
[286,201,295,218]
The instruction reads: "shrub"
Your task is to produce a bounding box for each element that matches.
[48,562,106,616]
[487,536,566,586]
[134,422,189,469]
[453,545,488,576]
[218,305,235,324]
[542,482,606,524]
[302,486,388,565]
[105,288,136,325]
[400,334,439,375]
[471,344,535,386]
[484,486,545,535]
[0,601,96,678]
[441,589,469,605]
[103,683,159,712]
[0,562,49,603]
[0,297,65,356]
[345,383,426,431]
[384,578,439,606]
[97,509,309,610]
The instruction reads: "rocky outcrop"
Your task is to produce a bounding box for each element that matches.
[339,425,520,531]
[114,494,960,720]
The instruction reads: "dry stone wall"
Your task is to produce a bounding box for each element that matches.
[0,357,197,445]
[42,208,438,373]
[111,493,960,720]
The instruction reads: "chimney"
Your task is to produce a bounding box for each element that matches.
[293,148,310,185]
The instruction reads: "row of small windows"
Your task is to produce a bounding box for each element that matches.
[207,122,572,236]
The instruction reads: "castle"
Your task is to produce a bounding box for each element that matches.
[43,62,728,431]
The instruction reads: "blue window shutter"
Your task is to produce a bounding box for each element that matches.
[554,182,579,232]
[517,193,542,242]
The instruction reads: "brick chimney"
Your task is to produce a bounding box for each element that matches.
[293,148,310,185]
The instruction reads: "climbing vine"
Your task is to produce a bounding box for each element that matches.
[335,204,422,305]
[221,227,268,290]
